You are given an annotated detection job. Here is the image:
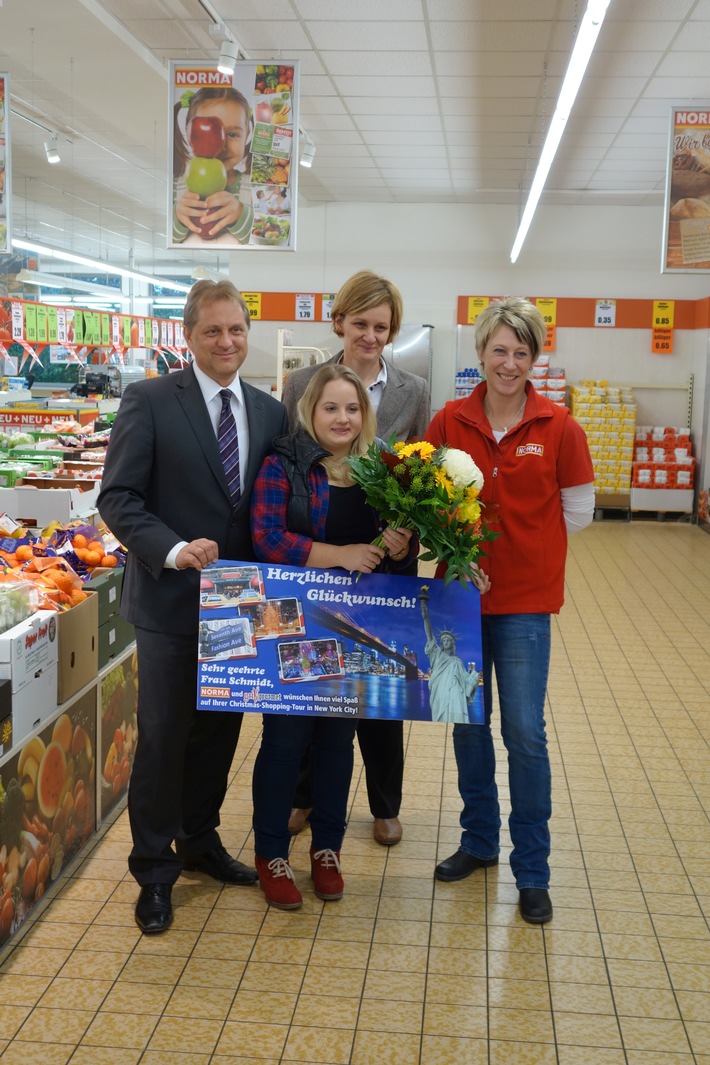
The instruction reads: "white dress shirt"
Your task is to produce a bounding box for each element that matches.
[164,362,250,569]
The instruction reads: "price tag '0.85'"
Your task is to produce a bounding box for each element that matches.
[595,300,616,327]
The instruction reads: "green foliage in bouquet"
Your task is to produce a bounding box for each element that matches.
[348,437,497,586]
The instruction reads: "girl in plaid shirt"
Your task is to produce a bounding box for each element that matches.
[249,365,415,909]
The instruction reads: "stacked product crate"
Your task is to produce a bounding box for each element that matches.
[529,356,567,405]
[569,381,636,499]
[632,427,694,491]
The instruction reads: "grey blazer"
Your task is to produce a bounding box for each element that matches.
[281,352,431,443]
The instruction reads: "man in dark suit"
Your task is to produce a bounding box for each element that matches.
[98,280,288,934]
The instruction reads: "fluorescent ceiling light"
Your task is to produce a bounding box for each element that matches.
[217,40,239,75]
[17,268,121,297]
[510,0,612,264]
[12,238,192,293]
[191,266,228,282]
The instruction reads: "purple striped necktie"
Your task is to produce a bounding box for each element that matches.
[218,388,241,503]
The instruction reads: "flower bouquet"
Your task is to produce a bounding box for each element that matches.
[347,439,496,586]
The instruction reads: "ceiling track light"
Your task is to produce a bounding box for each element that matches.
[299,136,316,168]
[217,39,240,76]
[510,0,612,263]
[44,136,60,164]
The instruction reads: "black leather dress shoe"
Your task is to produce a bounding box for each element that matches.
[182,844,258,885]
[519,888,553,924]
[435,849,499,882]
[135,884,173,934]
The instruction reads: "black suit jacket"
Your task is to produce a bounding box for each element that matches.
[98,364,288,635]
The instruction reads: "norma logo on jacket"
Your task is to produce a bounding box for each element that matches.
[516,443,544,457]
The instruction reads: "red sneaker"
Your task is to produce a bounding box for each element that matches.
[255,856,303,910]
[310,846,344,900]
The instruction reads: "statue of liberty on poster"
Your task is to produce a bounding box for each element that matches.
[419,586,483,724]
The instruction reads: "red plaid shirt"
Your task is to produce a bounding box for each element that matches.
[250,453,330,566]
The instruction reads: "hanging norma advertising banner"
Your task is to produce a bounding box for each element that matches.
[662,107,710,272]
[168,60,298,252]
[197,561,484,725]
[0,74,11,255]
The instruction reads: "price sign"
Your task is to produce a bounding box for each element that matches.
[47,307,58,344]
[322,293,335,321]
[466,297,489,325]
[652,300,675,329]
[595,299,616,327]
[11,301,23,341]
[651,328,674,354]
[295,294,315,320]
[242,293,262,321]
[536,297,557,326]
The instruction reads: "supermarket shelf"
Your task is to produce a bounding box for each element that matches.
[630,487,693,513]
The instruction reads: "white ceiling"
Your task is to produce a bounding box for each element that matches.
[1,0,710,280]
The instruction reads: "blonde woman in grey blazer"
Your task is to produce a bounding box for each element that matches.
[282,271,431,847]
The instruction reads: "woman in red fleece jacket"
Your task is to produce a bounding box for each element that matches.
[426,297,594,925]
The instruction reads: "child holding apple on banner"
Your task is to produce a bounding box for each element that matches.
[172,86,254,244]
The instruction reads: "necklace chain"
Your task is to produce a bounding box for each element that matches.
[484,396,526,433]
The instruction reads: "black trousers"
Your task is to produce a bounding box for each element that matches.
[293,717,404,819]
[128,627,243,885]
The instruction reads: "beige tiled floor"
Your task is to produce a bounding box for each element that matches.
[0,521,709,1064]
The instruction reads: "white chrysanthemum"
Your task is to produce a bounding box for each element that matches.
[441,448,484,491]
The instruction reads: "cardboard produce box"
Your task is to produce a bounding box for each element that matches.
[56,592,98,704]
[12,665,58,745]
[0,483,101,525]
[0,610,59,743]
[84,569,123,627]
[98,616,134,669]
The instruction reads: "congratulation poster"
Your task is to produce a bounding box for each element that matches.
[168,60,298,251]
[663,107,710,272]
[197,561,484,725]
[0,75,11,255]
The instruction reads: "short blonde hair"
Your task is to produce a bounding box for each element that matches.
[475,297,546,362]
[330,270,403,345]
[297,364,377,481]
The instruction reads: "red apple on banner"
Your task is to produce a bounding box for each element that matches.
[185,157,228,198]
[187,116,226,157]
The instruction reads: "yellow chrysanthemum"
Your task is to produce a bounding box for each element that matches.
[458,498,481,524]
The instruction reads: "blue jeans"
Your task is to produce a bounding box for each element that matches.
[252,714,357,859]
[452,614,552,889]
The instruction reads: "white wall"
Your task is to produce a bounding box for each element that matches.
[233,200,709,477]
